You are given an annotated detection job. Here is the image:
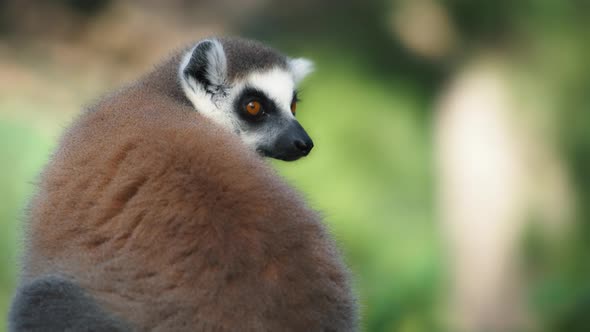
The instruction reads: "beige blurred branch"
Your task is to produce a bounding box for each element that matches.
[435,55,572,331]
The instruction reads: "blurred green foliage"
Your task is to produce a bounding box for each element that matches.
[0,121,54,331]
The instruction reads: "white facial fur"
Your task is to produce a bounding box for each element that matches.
[288,58,314,84]
[179,39,314,153]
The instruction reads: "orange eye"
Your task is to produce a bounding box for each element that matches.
[290,101,297,115]
[246,101,261,116]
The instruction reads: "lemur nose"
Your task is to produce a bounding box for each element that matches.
[294,139,314,155]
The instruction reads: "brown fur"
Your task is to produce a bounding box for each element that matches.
[21,50,357,331]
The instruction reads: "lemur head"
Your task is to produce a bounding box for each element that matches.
[179,37,314,161]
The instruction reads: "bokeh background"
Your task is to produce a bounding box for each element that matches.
[1,0,589,331]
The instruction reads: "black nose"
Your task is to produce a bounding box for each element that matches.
[294,139,314,155]
[264,120,314,161]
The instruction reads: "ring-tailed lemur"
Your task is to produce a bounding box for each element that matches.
[9,37,358,332]
[180,38,315,161]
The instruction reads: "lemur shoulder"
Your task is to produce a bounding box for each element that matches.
[9,37,358,332]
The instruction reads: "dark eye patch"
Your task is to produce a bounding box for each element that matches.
[234,86,279,123]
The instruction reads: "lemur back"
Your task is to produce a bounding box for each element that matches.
[9,39,357,331]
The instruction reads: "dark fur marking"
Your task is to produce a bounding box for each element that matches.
[135,271,157,280]
[126,210,147,236]
[233,86,281,124]
[113,176,146,205]
[95,176,147,227]
[168,244,199,265]
[8,275,132,332]
[109,209,147,251]
[84,235,110,249]
[96,142,138,192]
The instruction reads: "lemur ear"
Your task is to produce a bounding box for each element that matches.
[181,39,228,94]
[288,58,314,84]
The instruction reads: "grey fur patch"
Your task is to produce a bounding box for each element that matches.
[218,37,289,80]
[8,275,132,332]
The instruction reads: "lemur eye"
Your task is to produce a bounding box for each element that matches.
[245,101,262,116]
[290,101,297,115]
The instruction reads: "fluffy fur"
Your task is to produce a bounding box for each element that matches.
[288,58,315,84]
[10,40,358,331]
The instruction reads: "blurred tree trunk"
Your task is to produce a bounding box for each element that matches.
[436,57,530,331]
[435,54,572,331]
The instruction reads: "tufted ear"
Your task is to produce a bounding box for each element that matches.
[288,58,314,84]
[181,39,228,95]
